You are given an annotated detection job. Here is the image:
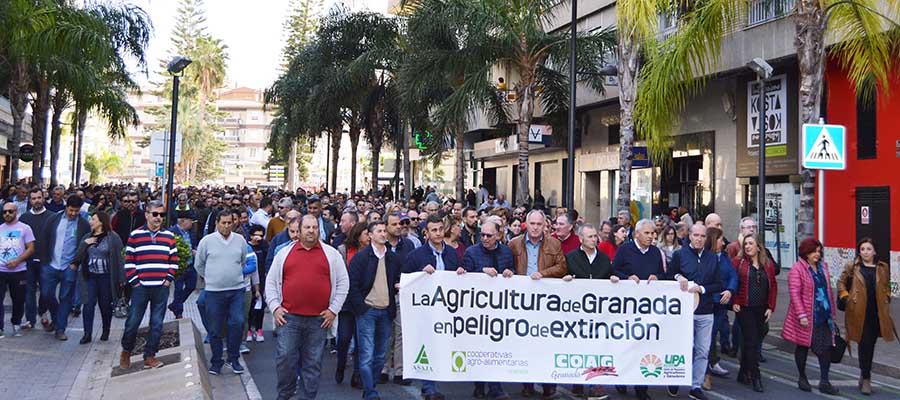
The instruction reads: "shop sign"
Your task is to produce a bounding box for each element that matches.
[747,75,787,148]
[19,143,33,162]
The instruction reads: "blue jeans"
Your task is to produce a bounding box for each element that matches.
[169,265,197,317]
[196,290,209,331]
[24,260,47,325]
[692,314,714,389]
[82,273,112,338]
[205,289,245,367]
[717,308,731,348]
[336,311,359,373]
[275,314,327,400]
[40,265,76,333]
[121,284,169,358]
[356,308,392,400]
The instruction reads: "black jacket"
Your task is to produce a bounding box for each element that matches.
[667,246,723,315]
[565,247,613,279]
[347,245,401,320]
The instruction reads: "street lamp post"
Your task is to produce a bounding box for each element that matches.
[166,56,192,226]
[566,0,577,209]
[747,57,772,246]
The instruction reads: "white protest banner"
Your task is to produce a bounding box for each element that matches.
[400,271,695,386]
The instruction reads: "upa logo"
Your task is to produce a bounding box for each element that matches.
[413,345,433,373]
[639,354,663,378]
[665,354,685,367]
[451,351,467,372]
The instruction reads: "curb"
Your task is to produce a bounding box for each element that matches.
[240,353,264,400]
[764,331,900,379]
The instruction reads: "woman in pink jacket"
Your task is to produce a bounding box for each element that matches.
[782,238,839,395]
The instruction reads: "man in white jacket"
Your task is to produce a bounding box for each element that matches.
[266,214,348,400]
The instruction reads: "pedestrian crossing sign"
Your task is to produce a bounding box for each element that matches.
[802,124,846,170]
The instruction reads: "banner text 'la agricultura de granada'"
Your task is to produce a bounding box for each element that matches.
[399,271,695,385]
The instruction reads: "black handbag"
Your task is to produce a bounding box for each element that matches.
[831,330,849,364]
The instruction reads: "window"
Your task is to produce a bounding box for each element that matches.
[249,148,258,158]
[748,0,796,26]
[608,124,620,146]
[856,93,877,159]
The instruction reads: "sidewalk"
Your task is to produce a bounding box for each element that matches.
[0,289,259,400]
[764,273,900,378]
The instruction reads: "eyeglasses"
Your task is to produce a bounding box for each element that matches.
[481,233,494,238]
[400,220,410,226]
[149,211,164,218]
[2,210,16,215]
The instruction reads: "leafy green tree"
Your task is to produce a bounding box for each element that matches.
[83,151,123,183]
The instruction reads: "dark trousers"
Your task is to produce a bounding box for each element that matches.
[206,289,245,367]
[795,345,831,382]
[336,311,359,373]
[708,304,729,366]
[0,271,27,329]
[82,272,112,338]
[24,260,48,325]
[248,293,265,331]
[121,284,169,359]
[858,317,880,379]
[169,265,196,317]
[275,314,327,400]
[736,305,766,379]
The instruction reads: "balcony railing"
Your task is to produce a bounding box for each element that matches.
[748,0,795,26]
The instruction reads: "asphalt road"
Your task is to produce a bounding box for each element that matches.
[243,327,900,400]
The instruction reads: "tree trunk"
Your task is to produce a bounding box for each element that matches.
[330,128,341,193]
[515,77,535,207]
[8,63,29,184]
[402,122,411,200]
[75,109,87,185]
[31,76,51,186]
[794,1,827,242]
[287,140,297,191]
[616,30,641,213]
[49,91,66,188]
[394,122,402,200]
[349,121,361,195]
[455,129,465,201]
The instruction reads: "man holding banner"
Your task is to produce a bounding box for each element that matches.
[612,219,666,400]
[667,224,721,400]
[402,215,460,400]
[509,210,567,398]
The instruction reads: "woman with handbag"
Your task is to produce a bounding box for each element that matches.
[75,211,125,344]
[730,233,777,392]
[783,238,839,395]
[838,237,896,395]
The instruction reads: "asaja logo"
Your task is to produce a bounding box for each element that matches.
[451,351,467,372]
[665,354,686,367]
[413,345,433,373]
[639,354,663,378]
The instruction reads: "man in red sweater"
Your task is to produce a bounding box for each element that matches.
[266,215,349,400]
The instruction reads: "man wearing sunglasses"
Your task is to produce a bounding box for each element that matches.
[112,192,146,245]
[0,201,36,338]
[38,195,91,341]
[120,200,179,370]
[265,198,294,243]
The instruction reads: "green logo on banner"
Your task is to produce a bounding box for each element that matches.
[451,351,467,372]
[415,345,430,365]
[639,354,662,378]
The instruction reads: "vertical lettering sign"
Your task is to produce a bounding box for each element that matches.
[747,74,787,148]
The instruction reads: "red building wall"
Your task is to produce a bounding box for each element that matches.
[821,60,900,251]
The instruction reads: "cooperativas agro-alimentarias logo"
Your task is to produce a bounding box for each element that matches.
[640,354,663,378]
[451,351,467,372]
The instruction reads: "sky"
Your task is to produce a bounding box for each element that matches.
[130,0,389,90]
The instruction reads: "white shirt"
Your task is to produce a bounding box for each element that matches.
[250,208,271,230]
[584,247,597,264]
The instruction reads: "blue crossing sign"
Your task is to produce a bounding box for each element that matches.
[802,124,846,170]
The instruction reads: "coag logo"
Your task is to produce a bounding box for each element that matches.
[554,354,614,369]
[639,354,662,378]
[451,351,467,372]
[665,354,686,367]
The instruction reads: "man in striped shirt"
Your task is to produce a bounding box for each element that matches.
[119,200,179,370]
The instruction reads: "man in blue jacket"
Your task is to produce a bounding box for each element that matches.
[168,211,197,319]
[611,219,664,400]
[347,221,402,400]
[402,215,459,400]
[380,213,416,385]
[667,224,722,400]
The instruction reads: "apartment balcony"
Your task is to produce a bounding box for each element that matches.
[747,0,796,27]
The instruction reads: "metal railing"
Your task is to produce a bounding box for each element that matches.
[748,0,796,26]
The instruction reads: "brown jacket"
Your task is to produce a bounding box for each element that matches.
[838,260,896,343]
[508,235,567,278]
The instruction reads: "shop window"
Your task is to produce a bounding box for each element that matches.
[856,93,877,159]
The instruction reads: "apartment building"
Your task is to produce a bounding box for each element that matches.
[0,96,33,186]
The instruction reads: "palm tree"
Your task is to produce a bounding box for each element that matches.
[83,151,123,183]
[400,0,615,205]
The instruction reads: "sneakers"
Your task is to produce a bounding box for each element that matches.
[209,364,222,375]
[667,386,679,397]
[12,325,22,337]
[55,331,68,341]
[819,382,839,395]
[119,351,132,369]
[709,362,729,377]
[688,388,709,400]
[226,361,245,374]
[21,321,33,331]
[143,356,164,369]
[239,343,250,354]
[246,330,254,342]
[255,329,264,342]
[42,319,54,332]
